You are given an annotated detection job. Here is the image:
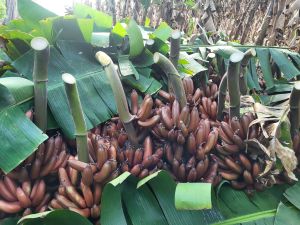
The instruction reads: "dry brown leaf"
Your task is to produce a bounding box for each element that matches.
[269,138,298,181]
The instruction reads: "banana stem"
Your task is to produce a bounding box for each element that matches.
[290,82,300,138]
[62,73,89,163]
[153,52,187,109]
[95,51,138,146]
[31,37,50,132]
[240,49,256,95]
[170,30,181,69]
[217,72,227,121]
[227,52,244,119]
[169,30,181,93]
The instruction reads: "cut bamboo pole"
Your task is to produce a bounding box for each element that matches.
[95,51,138,146]
[290,82,300,138]
[227,52,244,119]
[153,52,187,109]
[62,73,89,163]
[31,37,50,132]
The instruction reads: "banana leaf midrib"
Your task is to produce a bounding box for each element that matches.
[0,96,33,112]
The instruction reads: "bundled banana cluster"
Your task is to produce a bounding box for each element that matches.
[50,133,123,219]
[161,119,220,184]
[216,113,265,191]
[0,177,49,216]
[217,113,259,155]
[0,134,69,216]
[118,136,164,178]
[50,166,102,219]
[183,77,218,122]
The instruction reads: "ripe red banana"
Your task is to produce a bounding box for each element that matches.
[130,89,139,115]
[138,115,160,128]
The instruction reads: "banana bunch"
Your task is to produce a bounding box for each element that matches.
[161,119,220,184]
[118,136,164,178]
[50,167,102,219]
[215,154,264,193]
[24,135,69,179]
[0,176,50,216]
[0,134,69,216]
[182,77,218,122]
[216,112,265,191]
[217,113,259,155]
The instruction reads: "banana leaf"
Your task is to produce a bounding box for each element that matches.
[18,210,92,225]
[217,184,289,219]
[274,202,300,225]
[0,77,47,173]
[1,218,20,225]
[101,171,223,225]
[17,0,57,25]
[269,49,300,80]
[73,4,112,32]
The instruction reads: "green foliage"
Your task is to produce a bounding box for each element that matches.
[0,0,6,20]
[101,171,222,225]
[0,77,47,173]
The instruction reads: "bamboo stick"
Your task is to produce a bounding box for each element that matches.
[31,37,50,132]
[62,73,89,163]
[95,51,138,146]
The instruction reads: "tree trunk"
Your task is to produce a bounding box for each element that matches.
[4,0,18,24]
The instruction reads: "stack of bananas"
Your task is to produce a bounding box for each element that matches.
[183,77,218,122]
[50,134,118,219]
[216,113,265,192]
[0,133,69,216]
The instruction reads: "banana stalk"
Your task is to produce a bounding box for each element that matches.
[227,52,244,119]
[169,30,181,93]
[95,51,138,146]
[217,73,227,120]
[153,52,187,109]
[290,82,300,138]
[31,37,50,132]
[169,30,181,69]
[239,49,256,95]
[62,73,89,163]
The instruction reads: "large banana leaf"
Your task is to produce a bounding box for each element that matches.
[18,210,92,225]
[101,171,223,225]
[0,77,47,173]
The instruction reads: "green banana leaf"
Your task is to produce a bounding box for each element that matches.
[283,181,300,210]
[17,0,57,25]
[101,171,223,225]
[274,202,300,225]
[0,77,48,173]
[217,183,289,219]
[18,210,92,225]
[73,4,112,32]
[0,218,20,225]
